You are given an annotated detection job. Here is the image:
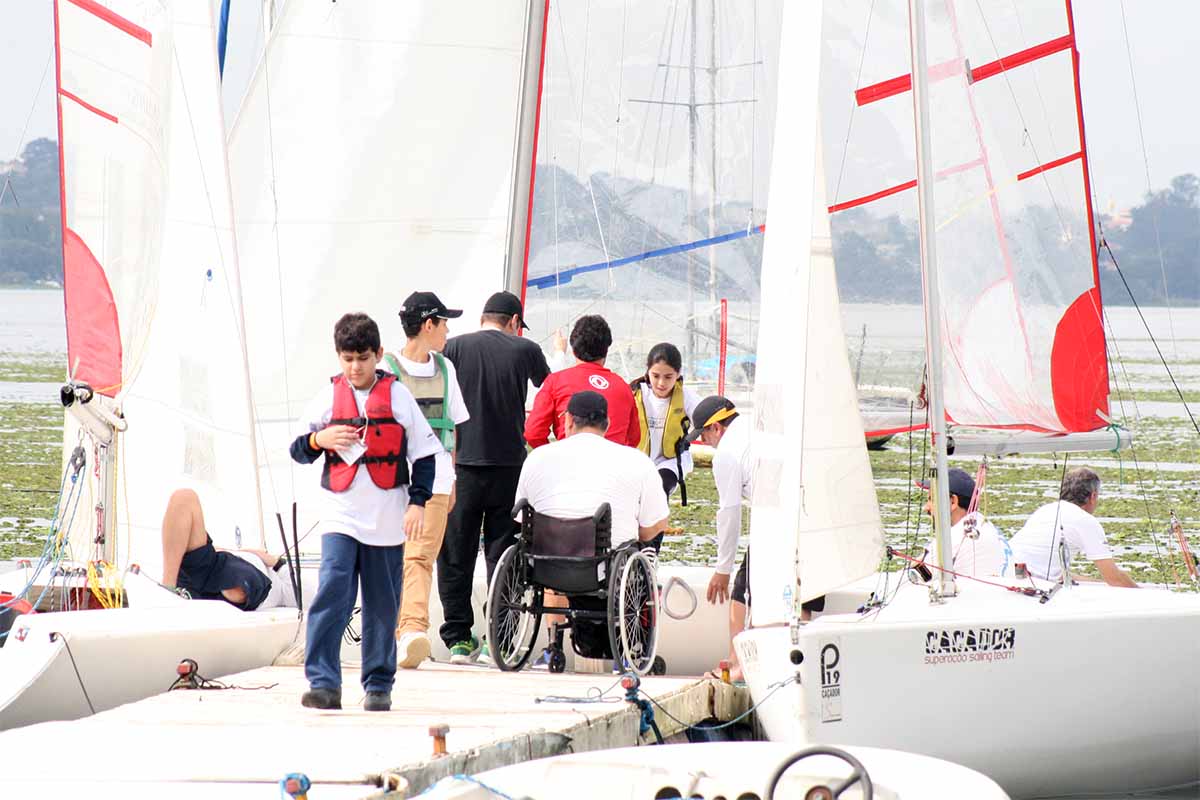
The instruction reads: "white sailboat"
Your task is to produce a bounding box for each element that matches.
[739,1,1200,797]
[0,0,298,730]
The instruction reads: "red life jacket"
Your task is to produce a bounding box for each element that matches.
[321,371,408,492]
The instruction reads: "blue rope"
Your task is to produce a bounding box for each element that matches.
[527,225,764,290]
[640,675,797,732]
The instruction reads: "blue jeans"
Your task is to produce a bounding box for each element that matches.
[305,533,405,693]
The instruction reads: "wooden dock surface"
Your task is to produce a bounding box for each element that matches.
[0,661,748,799]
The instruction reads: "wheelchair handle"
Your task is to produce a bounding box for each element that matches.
[661,575,698,621]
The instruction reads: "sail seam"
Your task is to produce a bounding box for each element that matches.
[1016,150,1082,181]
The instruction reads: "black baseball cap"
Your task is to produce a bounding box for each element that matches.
[685,395,738,441]
[482,290,530,330]
[916,467,976,501]
[400,291,462,323]
[566,390,608,422]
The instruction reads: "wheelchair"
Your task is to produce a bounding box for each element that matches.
[486,500,660,675]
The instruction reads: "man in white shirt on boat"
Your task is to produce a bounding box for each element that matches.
[160,489,297,611]
[1006,467,1138,588]
[915,467,1011,578]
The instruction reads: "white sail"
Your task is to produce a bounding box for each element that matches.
[748,2,882,622]
[228,1,539,528]
[56,0,261,572]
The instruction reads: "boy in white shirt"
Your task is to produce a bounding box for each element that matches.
[384,292,471,669]
[289,313,442,711]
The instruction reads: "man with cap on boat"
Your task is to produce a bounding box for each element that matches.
[914,466,1011,580]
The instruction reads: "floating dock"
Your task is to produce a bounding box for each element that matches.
[0,661,749,798]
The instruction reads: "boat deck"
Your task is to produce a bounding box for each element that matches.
[0,661,748,799]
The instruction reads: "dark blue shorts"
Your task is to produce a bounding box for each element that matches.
[177,536,271,611]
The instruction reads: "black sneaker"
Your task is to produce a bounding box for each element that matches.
[364,691,391,712]
[301,687,342,710]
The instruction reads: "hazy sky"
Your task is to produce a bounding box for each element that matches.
[1,1,1196,211]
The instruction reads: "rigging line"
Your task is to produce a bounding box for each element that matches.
[1007,1,1066,186]
[261,25,296,505]
[1041,452,1070,583]
[830,0,878,207]
[1098,226,1200,438]
[970,2,1072,246]
[747,0,758,229]
[53,633,96,715]
[638,0,686,257]
[1102,310,1178,587]
[1118,1,1177,360]
[9,52,54,163]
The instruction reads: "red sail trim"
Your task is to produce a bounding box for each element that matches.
[518,0,551,310]
[62,229,123,396]
[828,179,916,213]
[855,56,965,106]
[59,89,118,124]
[1065,0,1106,300]
[826,158,982,214]
[1017,150,1082,181]
[865,423,928,439]
[66,0,152,46]
[969,34,1074,82]
[856,34,1074,107]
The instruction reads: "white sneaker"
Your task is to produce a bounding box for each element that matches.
[397,631,431,669]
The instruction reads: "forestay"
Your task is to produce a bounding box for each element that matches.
[841,0,1108,433]
[748,2,882,621]
[228,1,539,530]
[55,0,261,570]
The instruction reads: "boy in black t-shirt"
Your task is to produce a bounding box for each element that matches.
[437,291,551,663]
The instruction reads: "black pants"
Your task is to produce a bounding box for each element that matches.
[732,546,825,613]
[437,463,521,647]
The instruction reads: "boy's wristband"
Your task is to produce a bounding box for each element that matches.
[309,432,320,451]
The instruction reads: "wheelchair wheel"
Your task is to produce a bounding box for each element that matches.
[487,544,541,671]
[607,548,659,675]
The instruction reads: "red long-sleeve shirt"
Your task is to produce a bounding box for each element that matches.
[524,362,640,449]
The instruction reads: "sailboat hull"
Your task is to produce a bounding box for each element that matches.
[739,577,1200,798]
[0,583,299,731]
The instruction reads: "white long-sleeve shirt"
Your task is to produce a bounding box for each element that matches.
[712,416,754,574]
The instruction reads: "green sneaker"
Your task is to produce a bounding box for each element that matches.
[448,635,480,664]
[476,639,493,666]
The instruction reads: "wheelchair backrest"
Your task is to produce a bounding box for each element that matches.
[514,500,613,557]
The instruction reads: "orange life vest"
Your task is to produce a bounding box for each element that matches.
[321,372,408,492]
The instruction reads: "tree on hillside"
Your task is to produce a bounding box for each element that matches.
[1101,174,1200,306]
[0,137,62,285]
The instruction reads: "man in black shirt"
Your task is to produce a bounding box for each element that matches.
[438,291,551,662]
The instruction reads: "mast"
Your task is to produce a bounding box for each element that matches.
[504,0,551,300]
[907,0,955,597]
[686,0,699,373]
[707,0,718,317]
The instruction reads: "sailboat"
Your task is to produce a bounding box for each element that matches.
[738,1,1200,796]
[0,0,299,730]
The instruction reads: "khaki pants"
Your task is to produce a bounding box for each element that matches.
[397,492,450,635]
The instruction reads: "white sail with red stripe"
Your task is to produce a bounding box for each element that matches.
[828,0,1108,435]
[55,0,262,569]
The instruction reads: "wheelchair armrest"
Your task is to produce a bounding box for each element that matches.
[512,498,531,520]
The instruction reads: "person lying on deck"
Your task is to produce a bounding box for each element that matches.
[1004,467,1139,588]
[160,488,297,611]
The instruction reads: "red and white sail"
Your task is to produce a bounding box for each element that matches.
[829,0,1108,434]
[55,0,261,568]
